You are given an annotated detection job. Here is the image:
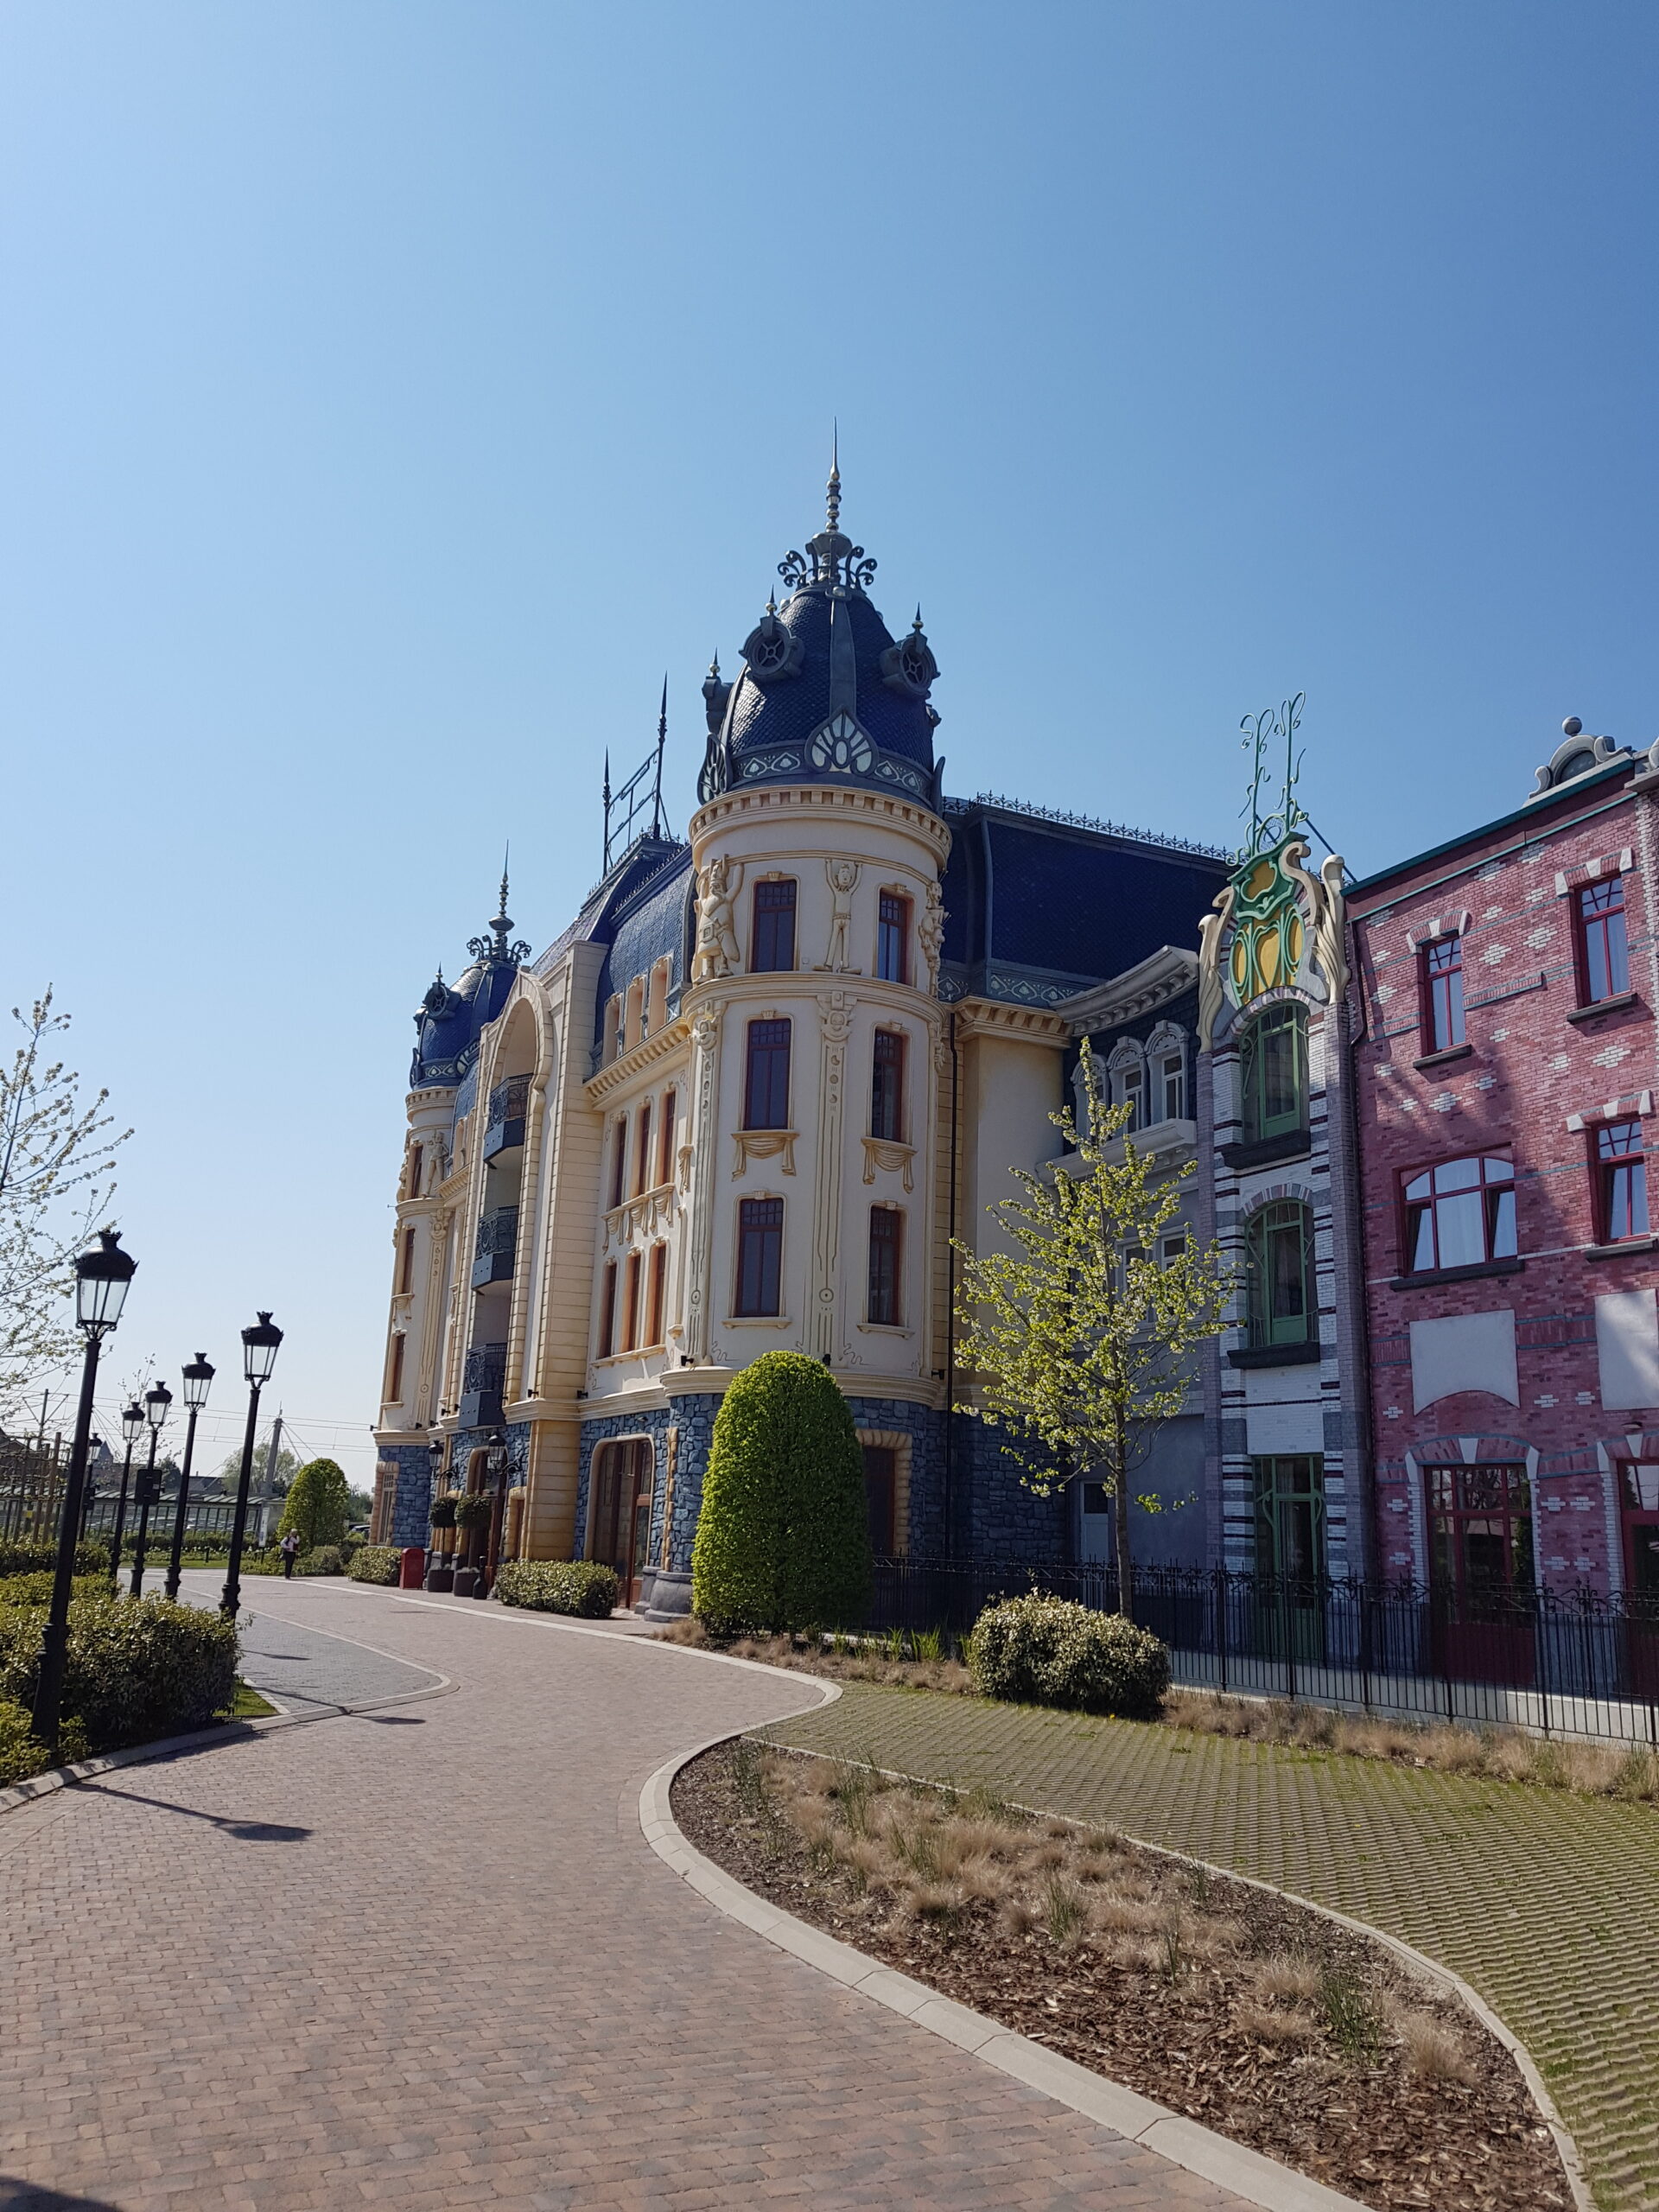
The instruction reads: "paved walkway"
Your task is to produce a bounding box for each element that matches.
[0,1582,1255,2212]
[759,1681,1659,2212]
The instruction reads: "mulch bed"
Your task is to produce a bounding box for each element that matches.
[673,1743,1573,2212]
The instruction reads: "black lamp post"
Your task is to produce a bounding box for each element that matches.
[220,1313,283,1618]
[105,1400,146,1591]
[128,1381,173,1597]
[484,1428,511,1596]
[31,1230,136,1751]
[425,1434,444,1572]
[164,1353,215,1601]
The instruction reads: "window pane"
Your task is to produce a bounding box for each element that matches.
[1405,1171,1431,1202]
[868,1208,902,1325]
[1488,1185,1517,1256]
[877,893,910,983]
[744,1020,791,1129]
[871,1031,905,1141]
[1407,1201,1434,1271]
[752,880,797,972]
[1161,1053,1184,1122]
[735,1197,784,1316]
[1434,1157,1482,1193]
[1435,1188,1486,1268]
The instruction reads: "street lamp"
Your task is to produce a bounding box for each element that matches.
[484,1428,511,1597]
[32,1230,137,1751]
[164,1353,215,1601]
[106,1400,146,1593]
[128,1381,173,1596]
[220,1313,283,1618]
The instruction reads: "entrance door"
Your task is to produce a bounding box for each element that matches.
[591,1438,656,1607]
[862,1446,896,1556]
[1252,1456,1326,1663]
[1427,1463,1536,1687]
[1619,1463,1659,1695]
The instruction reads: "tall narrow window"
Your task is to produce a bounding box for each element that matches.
[608,1121,627,1210]
[645,1242,668,1345]
[598,1262,618,1357]
[862,1444,896,1554]
[1246,1202,1315,1348]
[734,1197,784,1317]
[1253,1456,1326,1580]
[658,1089,677,1185]
[1118,1061,1144,1131]
[633,1100,652,1197]
[751,879,798,972]
[1421,935,1465,1051]
[1597,1119,1649,1243]
[622,1252,643,1351]
[1159,1050,1185,1123]
[877,892,911,983]
[1579,877,1630,1003]
[744,1018,791,1129]
[387,1333,406,1404]
[398,1226,416,1295]
[1402,1154,1516,1273]
[1241,1005,1307,1143]
[871,1030,906,1141]
[868,1207,903,1325]
[407,1145,423,1199]
[1427,1464,1534,1614]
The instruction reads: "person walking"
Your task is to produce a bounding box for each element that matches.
[279,1529,301,1580]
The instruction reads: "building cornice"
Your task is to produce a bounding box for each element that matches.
[1056,945,1198,1033]
[949,996,1069,1044]
[586,1016,693,1103]
[690,780,952,865]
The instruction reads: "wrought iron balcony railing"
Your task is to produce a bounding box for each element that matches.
[471,1205,518,1290]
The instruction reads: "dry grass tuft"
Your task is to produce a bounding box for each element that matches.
[1236,2000,1319,2043]
[1255,1953,1323,2003]
[1391,2005,1478,2082]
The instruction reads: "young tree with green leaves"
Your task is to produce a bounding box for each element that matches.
[951,1039,1232,1620]
[276,1459,351,1553]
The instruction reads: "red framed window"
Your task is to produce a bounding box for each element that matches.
[868,1206,903,1325]
[598,1262,618,1357]
[871,1029,906,1141]
[645,1242,668,1346]
[743,1019,791,1129]
[1421,934,1465,1052]
[877,893,911,984]
[658,1089,677,1185]
[735,1197,784,1317]
[1578,877,1630,1004]
[1618,1462,1659,1601]
[1427,1464,1535,1614]
[1402,1154,1516,1272]
[751,879,798,972]
[1595,1119,1649,1243]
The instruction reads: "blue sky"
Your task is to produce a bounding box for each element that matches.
[3,3,1656,1476]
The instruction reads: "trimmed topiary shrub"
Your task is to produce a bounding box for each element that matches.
[969,1593,1170,1720]
[347,1545,401,1585]
[277,1459,351,1553]
[0,1594,238,1751]
[429,1496,457,1529]
[495,1560,618,1617]
[297,1545,345,1576]
[691,1351,874,1635]
[451,1493,493,1531]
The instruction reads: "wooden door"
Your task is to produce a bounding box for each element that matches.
[591,1438,656,1607]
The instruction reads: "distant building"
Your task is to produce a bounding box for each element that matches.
[371,465,1229,1605]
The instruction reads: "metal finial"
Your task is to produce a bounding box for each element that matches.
[498,844,510,923]
[709,648,721,679]
[658,673,668,743]
[766,588,777,615]
[912,604,925,633]
[826,420,841,532]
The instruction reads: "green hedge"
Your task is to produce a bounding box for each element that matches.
[0,1573,110,1610]
[495,1560,618,1618]
[969,1593,1170,1719]
[297,1545,345,1576]
[347,1545,402,1585]
[0,1699,51,1786]
[0,1541,107,1580]
[0,1594,238,1751]
[691,1351,873,1635]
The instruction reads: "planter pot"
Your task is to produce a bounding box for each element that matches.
[452,1565,480,1599]
[424,1564,454,1593]
[639,1568,692,1623]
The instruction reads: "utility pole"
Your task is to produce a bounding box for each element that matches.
[257,1408,283,1545]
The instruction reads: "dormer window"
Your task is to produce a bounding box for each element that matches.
[751,879,797,972]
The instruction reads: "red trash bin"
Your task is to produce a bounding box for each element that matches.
[399,1546,426,1589]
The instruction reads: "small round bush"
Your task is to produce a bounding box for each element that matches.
[969,1593,1170,1720]
[297,1545,345,1576]
[496,1560,617,1618]
[429,1495,456,1529]
[346,1545,402,1586]
[691,1351,873,1635]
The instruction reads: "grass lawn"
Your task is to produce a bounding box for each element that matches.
[760,1680,1659,2211]
[229,1681,277,1720]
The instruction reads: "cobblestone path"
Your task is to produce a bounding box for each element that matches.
[757,1682,1659,2211]
[0,1585,1256,2212]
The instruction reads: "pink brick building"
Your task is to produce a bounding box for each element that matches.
[1347,721,1659,1636]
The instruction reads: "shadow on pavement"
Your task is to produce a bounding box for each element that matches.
[359,1713,424,1725]
[0,2180,127,2209]
[67,1780,311,1842]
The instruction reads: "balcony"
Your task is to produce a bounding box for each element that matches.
[482,1075,531,1161]
[471,1205,519,1290]
[459,1341,506,1430]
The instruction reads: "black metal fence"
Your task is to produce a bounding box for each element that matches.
[865,1557,1659,1749]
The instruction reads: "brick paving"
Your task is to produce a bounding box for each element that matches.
[759,1682,1659,2211]
[0,1586,1258,2212]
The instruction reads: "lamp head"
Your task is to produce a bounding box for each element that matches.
[181,1352,215,1412]
[241,1311,283,1386]
[74,1229,136,1337]
[486,1427,510,1478]
[121,1401,145,1447]
[427,1436,446,1478]
[144,1381,173,1432]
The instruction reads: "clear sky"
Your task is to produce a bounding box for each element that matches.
[3,3,1656,1479]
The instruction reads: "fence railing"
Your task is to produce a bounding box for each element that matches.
[864,1558,1659,1749]
[0,1433,67,1545]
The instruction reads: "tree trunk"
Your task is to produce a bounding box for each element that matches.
[1111,1425,1135,1622]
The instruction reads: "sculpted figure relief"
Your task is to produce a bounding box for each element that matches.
[1196,884,1234,1052]
[692,857,742,982]
[918,880,945,989]
[819,858,861,972]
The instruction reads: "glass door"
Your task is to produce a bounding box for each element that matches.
[1252,1456,1326,1662]
[1427,1463,1535,1687]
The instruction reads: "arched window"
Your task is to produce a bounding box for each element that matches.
[1107,1040,1147,1132]
[1247,1200,1315,1348]
[1147,1023,1186,1124]
[1241,1005,1306,1144]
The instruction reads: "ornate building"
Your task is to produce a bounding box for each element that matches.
[372,464,1230,1607]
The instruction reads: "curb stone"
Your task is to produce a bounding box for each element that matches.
[639,1732,1370,2212]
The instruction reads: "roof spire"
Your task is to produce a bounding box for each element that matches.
[497,844,511,925]
[826,420,841,533]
